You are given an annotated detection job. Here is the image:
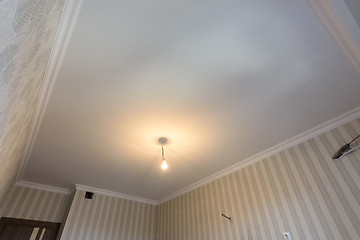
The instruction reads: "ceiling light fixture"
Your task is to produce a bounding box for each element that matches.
[158,137,168,170]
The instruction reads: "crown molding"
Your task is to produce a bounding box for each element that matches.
[13,182,158,205]
[157,106,360,204]
[16,0,85,182]
[306,0,360,73]
[75,184,158,205]
[16,106,360,205]
[15,180,71,195]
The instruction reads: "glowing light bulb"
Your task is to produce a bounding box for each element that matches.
[162,160,168,170]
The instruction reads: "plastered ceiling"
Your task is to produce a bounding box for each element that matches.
[21,0,360,200]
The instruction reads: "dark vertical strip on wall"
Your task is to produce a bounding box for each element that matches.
[249,165,272,239]
[113,197,124,239]
[216,179,228,239]
[227,174,242,238]
[194,188,202,239]
[200,186,209,239]
[235,170,250,239]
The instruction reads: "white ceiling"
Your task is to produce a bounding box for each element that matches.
[22,0,360,200]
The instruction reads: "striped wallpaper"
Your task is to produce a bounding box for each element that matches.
[157,118,360,240]
[59,190,157,240]
[0,185,70,223]
[2,119,359,239]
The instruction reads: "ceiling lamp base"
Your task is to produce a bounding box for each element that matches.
[158,137,168,145]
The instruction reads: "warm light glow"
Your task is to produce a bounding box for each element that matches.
[161,160,168,170]
[110,110,215,169]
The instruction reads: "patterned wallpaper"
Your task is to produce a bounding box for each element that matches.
[0,0,66,203]
[59,190,158,240]
[0,185,70,222]
[157,118,360,240]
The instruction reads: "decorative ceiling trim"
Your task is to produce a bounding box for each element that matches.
[157,106,360,204]
[75,184,158,205]
[15,0,85,182]
[15,180,71,195]
[306,0,360,73]
[16,106,360,205]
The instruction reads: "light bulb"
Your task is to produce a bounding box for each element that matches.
[162,160,168,170]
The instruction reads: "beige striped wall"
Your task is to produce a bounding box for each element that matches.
[0,185,70,223]
[59,190,157,240]
[2,119,359,239]
[157,118,360,240]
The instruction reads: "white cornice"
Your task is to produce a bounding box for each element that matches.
[13,181,157,204]
[15,106,360,205]
[16,0,85,182]
[13,181,158,205]
[306,0,360,73]
[15,180,71,195]
[75,184,158,205]
[157,106,360,204]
